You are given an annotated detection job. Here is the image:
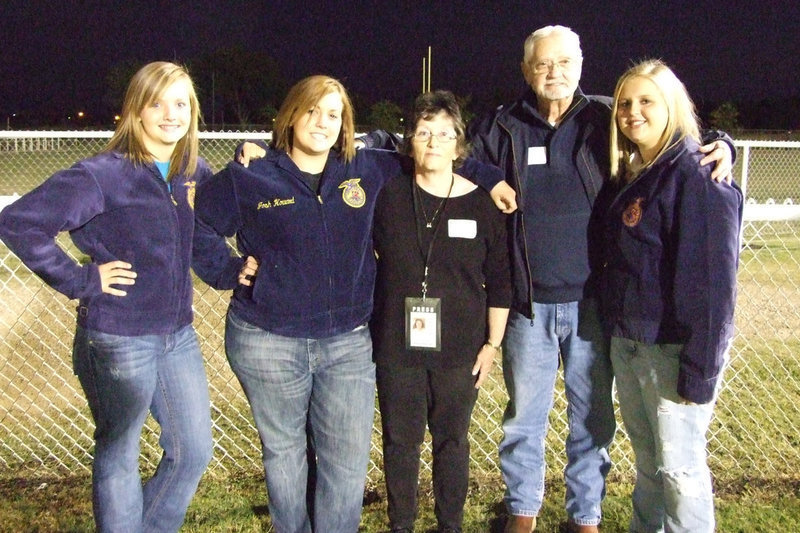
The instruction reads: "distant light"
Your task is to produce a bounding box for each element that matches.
[77,111,85,118]
[114,115,121,122]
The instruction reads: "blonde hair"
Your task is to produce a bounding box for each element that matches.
[272,75,356,162]
[610,59,700,181]
[106,61,201,180]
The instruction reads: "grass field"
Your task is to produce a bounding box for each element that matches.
[1,137,799,201]
[1,471,798,532]
[0,138,241,196]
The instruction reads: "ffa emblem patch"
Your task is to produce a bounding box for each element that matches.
[622,197,644,227]
[185,181,196,210]
[339,178,366,208]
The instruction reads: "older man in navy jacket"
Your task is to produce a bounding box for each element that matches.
[468,25,733,533]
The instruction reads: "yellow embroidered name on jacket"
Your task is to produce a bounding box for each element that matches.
[258,197,296,210]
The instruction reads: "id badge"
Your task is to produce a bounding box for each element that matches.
[405,297,441,351]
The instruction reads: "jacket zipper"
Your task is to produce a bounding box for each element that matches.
[579,147,600,205]
[316,188,335,333]
[499,121,536,323]
[154,167,182,327]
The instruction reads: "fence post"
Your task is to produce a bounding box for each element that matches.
[739,144,750,201]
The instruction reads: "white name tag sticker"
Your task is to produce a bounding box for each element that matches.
[448,219,477,239]
[527,146,547,165]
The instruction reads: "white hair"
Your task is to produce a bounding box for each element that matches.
[523,25,583,63]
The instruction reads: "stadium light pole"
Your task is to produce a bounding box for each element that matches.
[421,46,432,93]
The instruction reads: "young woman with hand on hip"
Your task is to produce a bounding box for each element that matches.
[0,61,214,533]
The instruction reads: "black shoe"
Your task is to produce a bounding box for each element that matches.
[390,528,414,533]
[438,527,462,533]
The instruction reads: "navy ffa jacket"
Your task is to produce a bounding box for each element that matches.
[0,152,211,336]
[595,137,743,403]
[192,147,503,339]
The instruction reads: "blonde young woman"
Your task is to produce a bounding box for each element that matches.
[594,59,742,532]
[192,76,509,533]
[0,62,213,532]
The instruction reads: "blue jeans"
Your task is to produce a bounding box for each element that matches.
[225,310,376,533]
[500,300,614,526]
[610,337,722,533]
[72,325,213,533]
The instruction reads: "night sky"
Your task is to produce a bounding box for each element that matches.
[1,0,798,126]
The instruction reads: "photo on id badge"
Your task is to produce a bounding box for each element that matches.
[405,297,441,351]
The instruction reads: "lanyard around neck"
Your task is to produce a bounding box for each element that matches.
[411,174,454,299]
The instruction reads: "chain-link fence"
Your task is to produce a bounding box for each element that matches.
[1,133,798,492]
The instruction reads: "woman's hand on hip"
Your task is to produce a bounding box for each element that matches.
[238,256,259,286]
[98,260,136,296]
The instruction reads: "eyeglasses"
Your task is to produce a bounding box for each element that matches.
[530,57,580,74]
[412,130,458,142]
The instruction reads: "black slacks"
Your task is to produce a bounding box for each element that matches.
[376,362,479,530]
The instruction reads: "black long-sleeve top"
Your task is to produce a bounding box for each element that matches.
[370,173,512,368]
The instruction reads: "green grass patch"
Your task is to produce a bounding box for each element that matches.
[1,472,797,532]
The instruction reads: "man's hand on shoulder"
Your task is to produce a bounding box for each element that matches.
[699,140,733,184]
[237,142,267,168]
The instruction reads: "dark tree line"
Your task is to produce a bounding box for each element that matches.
[12,48,800,133]
[703,98,800,133]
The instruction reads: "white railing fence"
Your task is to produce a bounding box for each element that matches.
[1,133,798,491]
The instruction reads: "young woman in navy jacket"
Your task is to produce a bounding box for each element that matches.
[0,62,214,533]
[192,75,510,533]
[595,60,742,532]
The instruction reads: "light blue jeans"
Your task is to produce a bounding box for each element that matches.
[500,300,615,526]
[72,324,213,533]
[225,310,376,533]
[610,337,722,533]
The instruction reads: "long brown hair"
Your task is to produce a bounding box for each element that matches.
[272,75,356,162]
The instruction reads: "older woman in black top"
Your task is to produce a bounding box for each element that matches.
[370,91,512,533]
